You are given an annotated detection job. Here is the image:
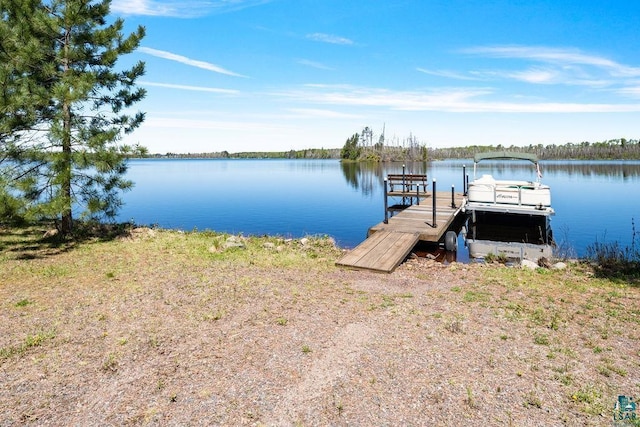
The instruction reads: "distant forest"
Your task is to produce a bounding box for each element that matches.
[148,131,640,161]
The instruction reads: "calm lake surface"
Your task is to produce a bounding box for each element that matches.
[118,158,640,258]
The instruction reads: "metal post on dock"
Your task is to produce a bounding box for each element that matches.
[451,185,455,208]
[432,179,437,228]
[383,178,389,224]
[462,165,466,195]
[402,164,406,205]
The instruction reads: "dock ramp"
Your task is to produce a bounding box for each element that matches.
[336,230,420,273]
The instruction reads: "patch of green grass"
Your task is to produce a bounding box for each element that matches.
[463,290,490,303]
[533,333,550,346]
[553,373,573,386]
[445,315,465,334]
[0,330,56,360]
[504,302,525,321]
[40,264,71,278]
[301,345,312,354]
[549,310,562,331]
[15,298,32,307]
[465,386,478,409]
[102,352,119,372]
[571,384,606,416]
[530,308,546,325]
[597,358,627,377]
[523,391,542,408]
[484,252,509,264]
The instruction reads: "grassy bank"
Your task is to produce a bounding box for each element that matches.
[1,226,639,425]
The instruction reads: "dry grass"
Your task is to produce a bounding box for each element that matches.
[1,226,639,426]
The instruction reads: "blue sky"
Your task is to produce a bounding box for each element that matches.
[110,0,640,154]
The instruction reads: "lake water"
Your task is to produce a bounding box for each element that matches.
[118,158,640,259]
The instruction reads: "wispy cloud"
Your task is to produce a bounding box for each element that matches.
[306,33,354,45]
[298,59,334,70]
[144,116,292,132]
[617,86,640,98]
[276,84,640,113]
[416,68,483,81]
[501,67,614,87]
[139,47,247,77]
[111,0,273,18]
[464,46,640,76]
[286,108,363,119]
[140,81,239,94]
[416,45,640,91]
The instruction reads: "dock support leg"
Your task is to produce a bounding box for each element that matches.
[383,178,389,224]
[432,179,437,228]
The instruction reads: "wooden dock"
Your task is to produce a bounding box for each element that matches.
[336,192,465,273]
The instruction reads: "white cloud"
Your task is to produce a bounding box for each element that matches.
[463,45,640,78]
[285,108,364,119]
[275,84,640,113]
[298,59,334,71]
[140,81,239,94]
[306,33,354,45]
[416,68,483,81]
[111,0,273,18]
[617,86,640,97]
[143,116,292,132]
[139,47,247,77]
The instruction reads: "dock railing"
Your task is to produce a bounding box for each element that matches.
[383,166,428,224]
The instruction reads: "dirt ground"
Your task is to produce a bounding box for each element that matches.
[1,229,639,426]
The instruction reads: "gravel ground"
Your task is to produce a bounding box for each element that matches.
[1,229,639,426]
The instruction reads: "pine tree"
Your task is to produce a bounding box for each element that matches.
[0,0,146,234]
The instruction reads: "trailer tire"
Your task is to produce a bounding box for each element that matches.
[445,231,457,252]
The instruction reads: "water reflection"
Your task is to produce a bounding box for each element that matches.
[463,212,554,263]
[339,161,432,194]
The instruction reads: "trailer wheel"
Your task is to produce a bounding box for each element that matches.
[444,231,457,252]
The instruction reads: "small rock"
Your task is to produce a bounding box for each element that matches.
[224,236,246,250]
[538,257,552,268]
[263,242,276,250]
[552,262,567,270]
[300,238,310,246]
[521,259,538,270]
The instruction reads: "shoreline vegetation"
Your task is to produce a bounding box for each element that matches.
[141,134,640,161]
[1,225,638,425]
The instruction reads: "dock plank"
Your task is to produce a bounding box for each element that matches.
[336,231,420,273]
[337,192,466,273]
[370,192,465,241]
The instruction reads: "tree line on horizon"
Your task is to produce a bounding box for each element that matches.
[338,127,640,161]
[147,136,640,161]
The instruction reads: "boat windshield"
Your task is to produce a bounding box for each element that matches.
[472,151,541,181]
